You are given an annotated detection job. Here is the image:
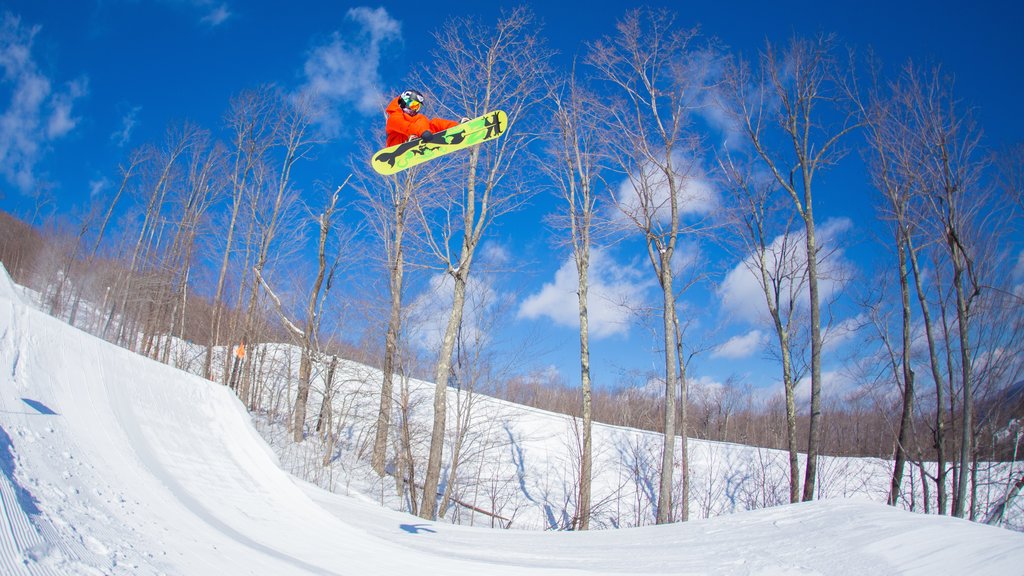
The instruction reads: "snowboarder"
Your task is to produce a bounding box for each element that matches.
[385,89,468,147]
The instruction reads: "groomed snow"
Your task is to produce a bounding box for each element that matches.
[1,264,1023,575]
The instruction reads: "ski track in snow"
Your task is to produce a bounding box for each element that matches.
[1,263,1024,575]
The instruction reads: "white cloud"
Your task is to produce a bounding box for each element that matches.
[823,313,865,353]
[407,272,505,353]
[111,104,141,147]
[795,369,862,405]
[199,3,231,27]
[0,13,85,194]
[89,177,109,199]
[671,241,701,276]
[613,152,718,225]
[47,78,85,138]
[518,248,653,338]
[480,241,511,267]
[298,6,401,134]
[719,259,773,326]
[701,96,745,150]
[718,217,855,325]
[153,0,231,26]
[712,329,767,359]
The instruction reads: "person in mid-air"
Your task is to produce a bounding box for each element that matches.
[385,89,467,147]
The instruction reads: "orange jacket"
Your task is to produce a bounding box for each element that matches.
[385,97,460,147]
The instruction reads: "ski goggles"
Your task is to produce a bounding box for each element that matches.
[401,90,425,111]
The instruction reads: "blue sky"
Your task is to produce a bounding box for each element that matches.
[1,0,1021,398]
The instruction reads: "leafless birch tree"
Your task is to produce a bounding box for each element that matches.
[858,70,920,506]
[237,89,321,407]
[902,66,988,518]
[255,182,346,442]
[721,34,860,501]
[205,87,278,382]
[354,154,436,477]
[536,68,611,528]
[717,145,808,504]
[588,8,716,523]
[413,7,551,520]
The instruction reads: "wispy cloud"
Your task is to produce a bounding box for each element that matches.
[0,12,86,195]
[407,272,505,353]
[152,0,232,27]
[718,217,855,325]
[89,176,109,199]
[111,104,141,147]
[613,153,718,225]
[298,6,402,134]
[823,313,865,353]
[712,329,768,359]
[518,248,653,338]
[198,2,231,27]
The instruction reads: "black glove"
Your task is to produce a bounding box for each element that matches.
[420,130,434,143]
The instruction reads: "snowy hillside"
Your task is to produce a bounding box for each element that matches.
[227,329,1024,533]
[2,264,1024,575]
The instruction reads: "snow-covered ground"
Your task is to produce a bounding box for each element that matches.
[2,265,1024,575]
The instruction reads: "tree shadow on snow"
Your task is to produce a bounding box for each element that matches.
[21,398,58,415]
[0,424,42,515]
[399,523,437,534]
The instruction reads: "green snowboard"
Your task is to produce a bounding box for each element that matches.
[371,110,508,176]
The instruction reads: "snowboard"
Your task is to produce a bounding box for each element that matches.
[371,110,508,176]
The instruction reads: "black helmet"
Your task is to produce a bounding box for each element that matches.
[399,89,424,115]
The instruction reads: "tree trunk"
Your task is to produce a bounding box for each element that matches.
[951,238,974,518]
[373,179,411,476]
[420,270,469,520]
[908,235,947,514]
[889,233,916,505]
[781,333,801,503]
[657,252,678,524]
[316,355,338,437]
[801,208,822,502]
[373,268,402,475]
[292,348,312,442]
[675,315,689,522]
[577,254,593,530]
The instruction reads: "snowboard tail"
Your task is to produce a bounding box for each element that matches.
[372,110,507,176]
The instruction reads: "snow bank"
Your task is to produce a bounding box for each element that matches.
[1,264,1022,575]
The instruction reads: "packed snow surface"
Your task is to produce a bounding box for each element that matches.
[1,265,1023,575]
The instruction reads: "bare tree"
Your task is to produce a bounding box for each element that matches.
[542,70,608,529]
[588,8,715,523]
[107,125,196,349]
[61,149,144,333]
[900,66,987,517]
[721,34,861,501]
[255,182,347,442]
[717,144,808,504]
[146,129,223,363]
[858,70,919,506]
[437,271,522,521]
[355,159,426,477]
[412,7,552,521]
[864,62,1022,517]
[205,87,278,382]
[237,89,322,408]
[995,143,1023,212]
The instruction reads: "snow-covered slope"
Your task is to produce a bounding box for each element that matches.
[1,264,1023,575]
